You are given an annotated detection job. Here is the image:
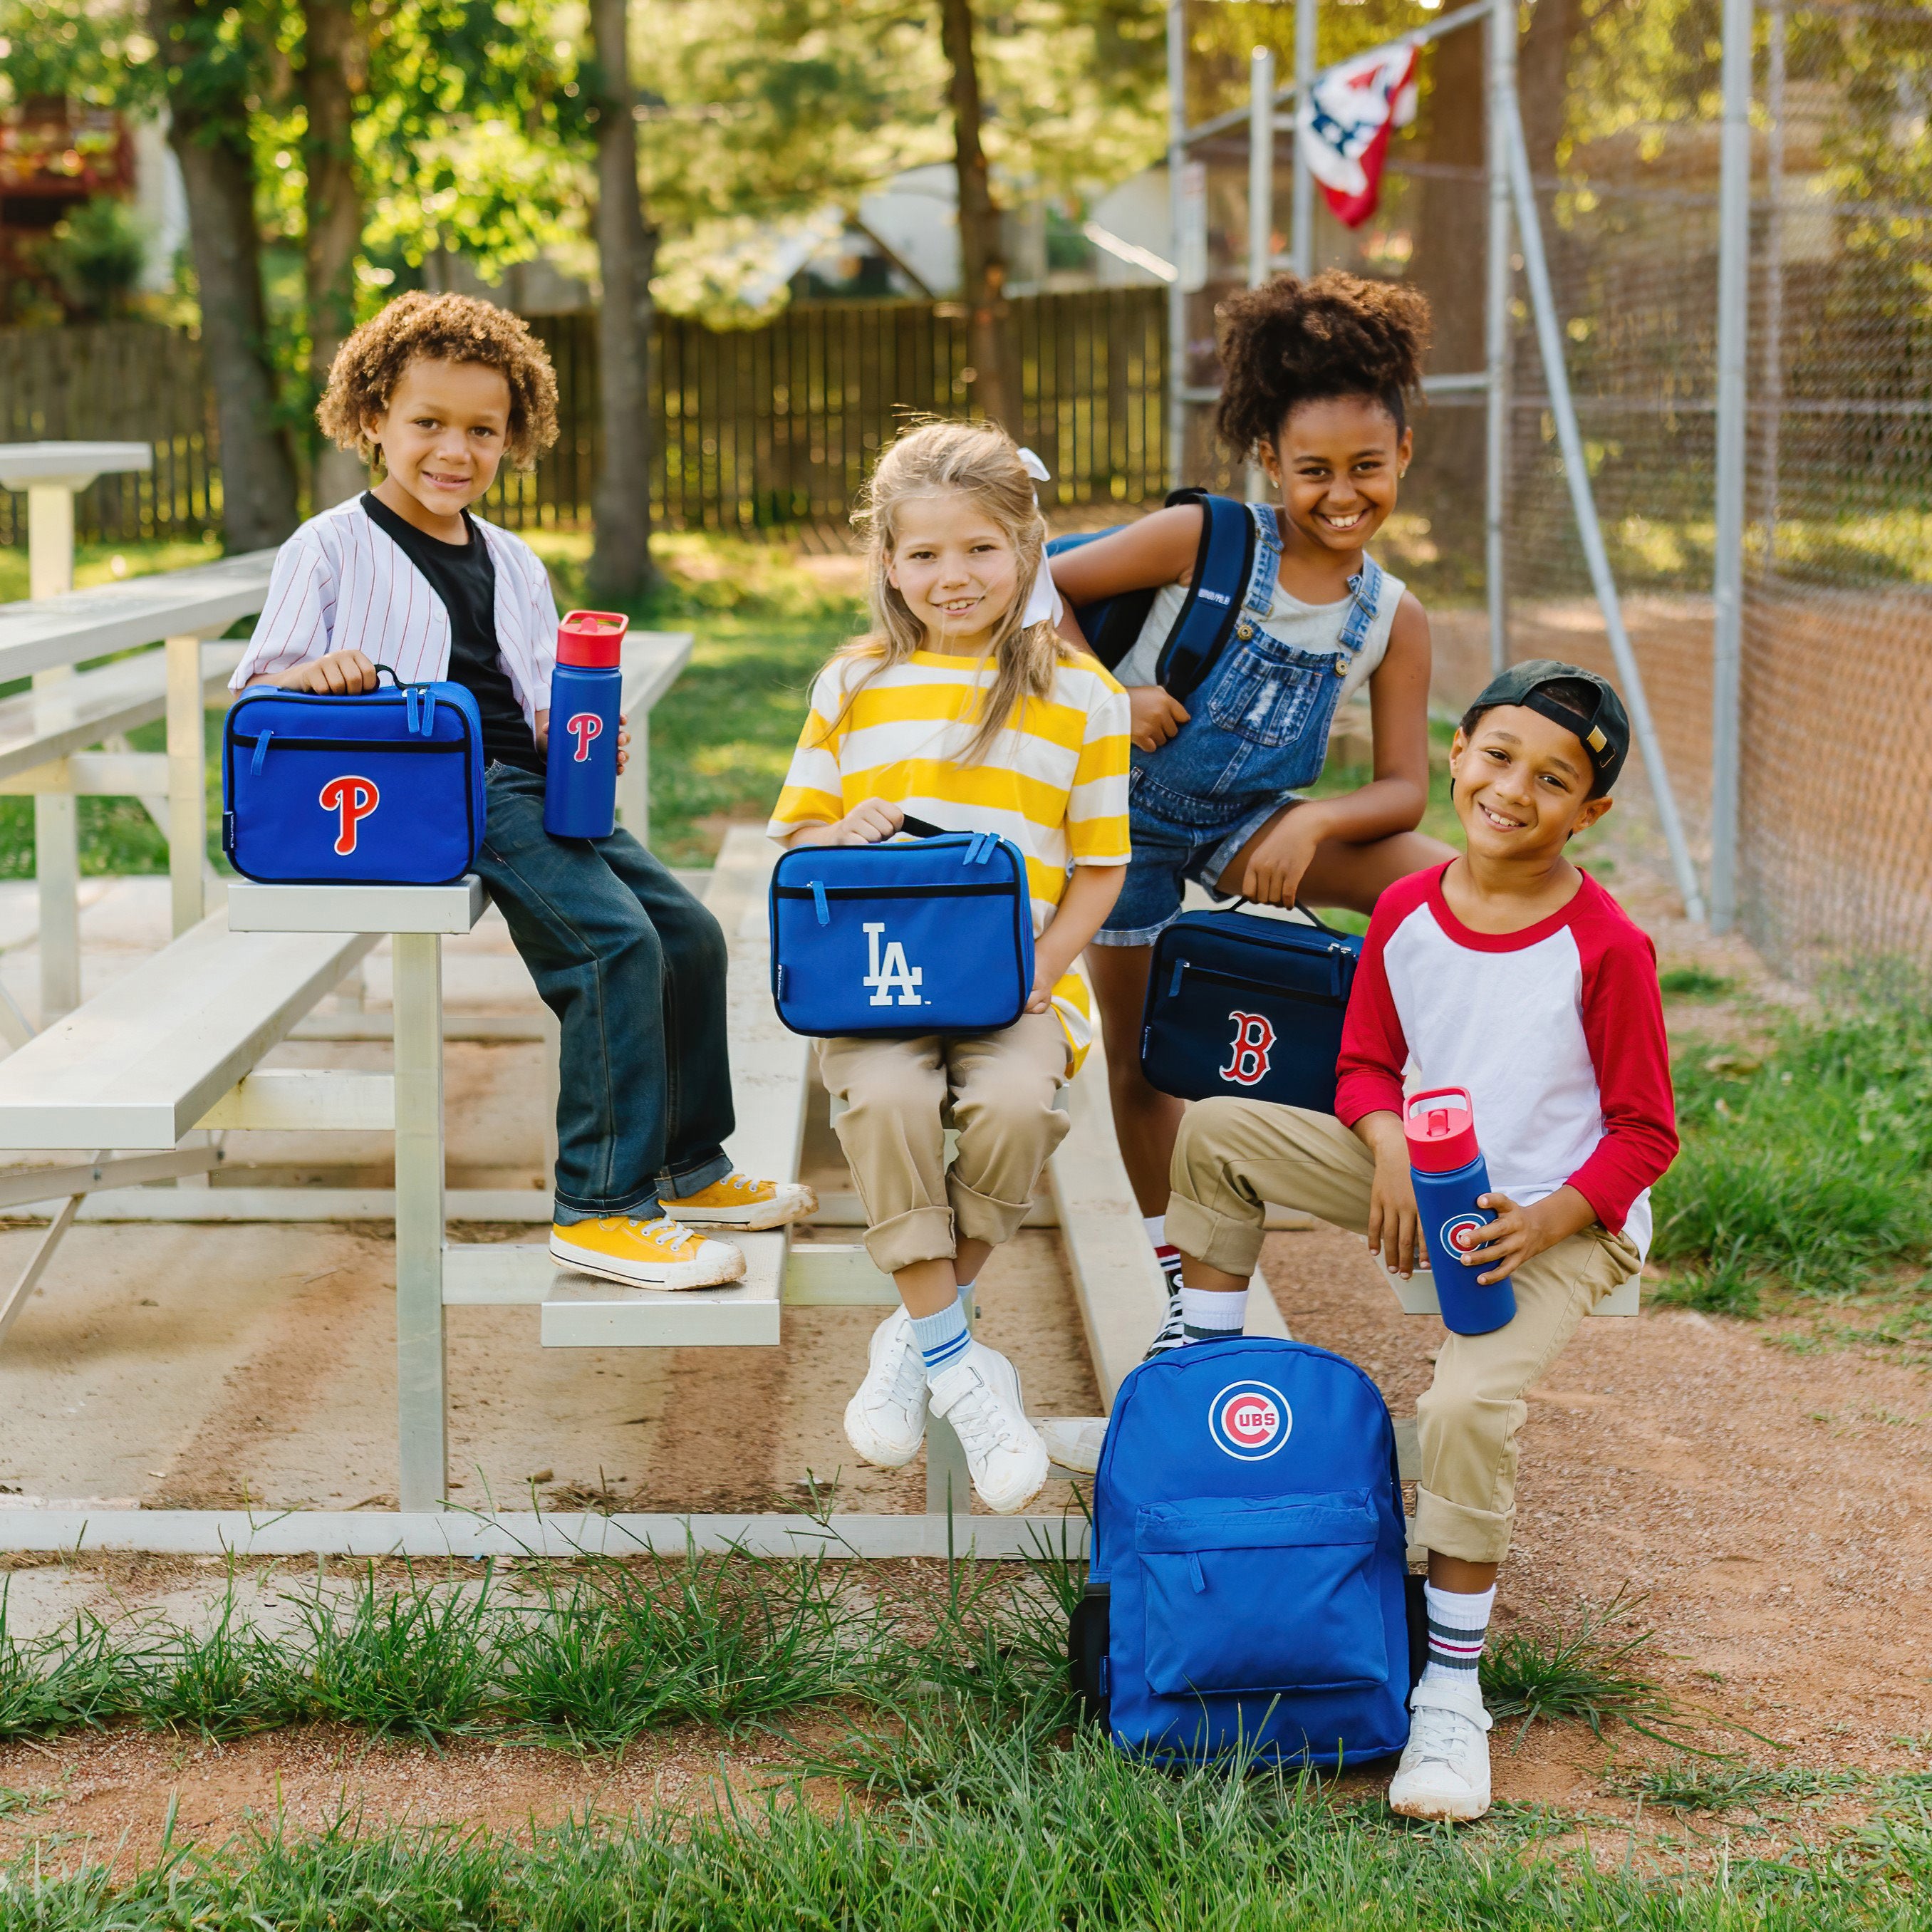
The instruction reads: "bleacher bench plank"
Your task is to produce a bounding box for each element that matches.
[0,913,376,1150]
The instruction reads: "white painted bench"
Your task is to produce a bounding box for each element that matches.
[0,550,281,1021]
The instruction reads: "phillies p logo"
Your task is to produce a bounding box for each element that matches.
[318,776,380,856]
[566,712,603,763]
[1219,1009,1275,1086]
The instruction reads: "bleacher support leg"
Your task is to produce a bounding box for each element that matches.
[393,930,448,1509]
[165,635,206,938]
[32,668,80,1024]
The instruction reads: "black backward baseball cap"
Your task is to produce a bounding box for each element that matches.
[1461,659,1630,794]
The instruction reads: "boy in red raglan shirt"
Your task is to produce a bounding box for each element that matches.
[1164,660,1678,1824]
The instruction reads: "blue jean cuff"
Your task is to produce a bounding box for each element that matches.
[1198,798,1297,897]
[553,1187,663,1226]
[660,1149,733,1200]
[1089,916,1181,947]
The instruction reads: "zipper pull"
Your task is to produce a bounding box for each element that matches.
[971,836,995,866]
[420,687,437,737]
[1168,958,1185,999]
[404,687,419,734]
[810,880,829,927]
[1187,1552,1207,1594]
[249,728,274,776]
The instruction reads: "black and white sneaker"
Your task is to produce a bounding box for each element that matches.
[1143,1278,1187,1359]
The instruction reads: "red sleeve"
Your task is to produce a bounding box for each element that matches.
[1332,876,1433,1128]
[1566,881,1679,1231]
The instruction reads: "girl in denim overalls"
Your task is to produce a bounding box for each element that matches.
[1049,271,1453,1351]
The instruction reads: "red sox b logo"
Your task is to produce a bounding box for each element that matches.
[565,712,603,763]
[318,776,380,856]
[1219,1009,1275,1086]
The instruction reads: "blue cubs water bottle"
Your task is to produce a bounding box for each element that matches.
[544,610,628,839]
[1406,1086,1516,1336]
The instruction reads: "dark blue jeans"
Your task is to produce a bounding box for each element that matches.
[474,764,734,1222]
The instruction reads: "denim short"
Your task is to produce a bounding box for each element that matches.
[1091,793,1294,946]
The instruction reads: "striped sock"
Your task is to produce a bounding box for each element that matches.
[1419,1582,1495,1691]
[1145,1215,1184,1289]
[910,1300,971,1381]
[1180,1286,1247,1341]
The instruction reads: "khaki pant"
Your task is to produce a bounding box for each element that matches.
[819,1009,1070,1274]
[1167,1098,1641,1566]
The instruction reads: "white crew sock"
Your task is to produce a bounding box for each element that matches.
[1419,1581,1496,1694]
[1180,1285,1247,1341]
[909,1300,971,1381]
[957,1279,975,1321]
[1143,1215,1166,1246]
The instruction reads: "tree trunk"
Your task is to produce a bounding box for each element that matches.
[939,0,1012,432]
[588,0,658,604]
[1518,0,1582,179]
[150,0,300,552]
[303,0,368,508]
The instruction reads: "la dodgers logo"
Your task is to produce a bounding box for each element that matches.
[862,920,924,1007]
[1208,1381,1291,1460]
[1219,1009,1275,1086]
[565,712,603,762]
[1438,1212,1490,1258]
[318,775,380,855]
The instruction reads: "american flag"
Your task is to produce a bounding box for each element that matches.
[1296,44,1421,229]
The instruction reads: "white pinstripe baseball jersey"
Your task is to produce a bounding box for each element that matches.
[228,497,560,724]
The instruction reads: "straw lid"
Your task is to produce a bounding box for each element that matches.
[556,610,629,668]
[1404,1087,1480,1173]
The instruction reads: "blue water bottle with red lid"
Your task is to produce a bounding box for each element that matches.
[1406,1086,1515,1336]
[544,610,628,839]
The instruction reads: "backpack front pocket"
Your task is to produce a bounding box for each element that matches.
[1136,1492,1388,1696]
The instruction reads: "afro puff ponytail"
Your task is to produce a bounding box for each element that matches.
[1215,270,1432,461]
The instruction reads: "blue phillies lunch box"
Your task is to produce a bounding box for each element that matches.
[1140,903,1362,1113]
[222,671,485,886]
[768,817,1035,1038]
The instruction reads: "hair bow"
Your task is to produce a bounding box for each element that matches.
[1015,448,1064,630]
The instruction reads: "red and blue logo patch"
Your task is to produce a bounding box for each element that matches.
[1438,1212,1490,1259]
[1208,1381,1291,1461]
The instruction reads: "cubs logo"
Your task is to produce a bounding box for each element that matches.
[861,920,924,1008]
[1208,1380,1292,1461]
[1219,1010,1275,1086]
[565,712,603,763]
[318,775,380,856]
[1438,1212,1490,1260]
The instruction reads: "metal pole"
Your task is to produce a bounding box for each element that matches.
[1762,1,1786,573]
[1709,0,1753,935]
[1289,0,1316,278]
[1166,0,1188,490]
[165,635,205,939]
[1502,92,1708,925]
[1247,43,1277,502]
[1484,0,1514,676]
[393,930,449,1511]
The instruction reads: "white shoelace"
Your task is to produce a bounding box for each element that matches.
[1144,1288,1188,1358]
[1407,1700,1482,1776]
[943,1372,1018,1458]
[880,1321,926,1408]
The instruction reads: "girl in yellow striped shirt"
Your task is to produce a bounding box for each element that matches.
[770,422,1129,1514]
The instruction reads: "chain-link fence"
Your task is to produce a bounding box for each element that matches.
[1179,0,1932,978]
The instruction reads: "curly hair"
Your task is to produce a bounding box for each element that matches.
[1215,270,1432,462]
[316,291,561,472]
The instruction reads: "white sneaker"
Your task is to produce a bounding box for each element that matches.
[1039,1415,1108,1476]
[928,1344,1049,1515]
[549,1215,745,1291]
[842,1307,929,1469]
[1388,1679,1494,1821]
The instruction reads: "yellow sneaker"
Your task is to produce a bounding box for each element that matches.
[660,1171,817,1232]
[549,1215,746,1291]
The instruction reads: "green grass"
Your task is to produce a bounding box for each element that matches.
[1652,974,1932,1313]
[1659,966,1736,1000]
[1609,1757,1867,1814]
[1480,1591,1688,1745]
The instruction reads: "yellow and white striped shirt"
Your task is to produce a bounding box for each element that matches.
[769,648,1131,1062]
[769,648,1131,928]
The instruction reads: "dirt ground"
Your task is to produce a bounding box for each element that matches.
[0,827,1923,1869]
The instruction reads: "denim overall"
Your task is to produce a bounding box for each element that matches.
[1096,504,1388,944]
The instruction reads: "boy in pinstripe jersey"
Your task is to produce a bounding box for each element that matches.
[233,293,815,1289]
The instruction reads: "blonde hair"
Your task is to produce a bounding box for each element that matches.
[832,420,1070,766]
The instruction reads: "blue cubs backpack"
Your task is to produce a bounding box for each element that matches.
[223,669,485,886]
[769,814,1034,1038]
[1045,489,1256,699]
[1069,1337,1421,1767]
[1140,904,1363,1113]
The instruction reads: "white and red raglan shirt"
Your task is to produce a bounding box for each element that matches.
[1333,863,1678,1258]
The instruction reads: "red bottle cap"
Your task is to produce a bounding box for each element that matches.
[556,610,629,668]
[1404,1086,1480,1173]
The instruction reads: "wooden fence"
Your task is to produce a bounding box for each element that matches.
[0,289,1168,547]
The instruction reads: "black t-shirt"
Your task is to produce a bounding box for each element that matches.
[360,493,544,775]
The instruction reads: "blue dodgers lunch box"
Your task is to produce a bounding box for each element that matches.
[769,817,1035,1038]
[1140,903,1362,1113]
[222,670,485,886]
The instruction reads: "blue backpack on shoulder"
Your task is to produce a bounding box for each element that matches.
[1069,1338,1420,1767]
